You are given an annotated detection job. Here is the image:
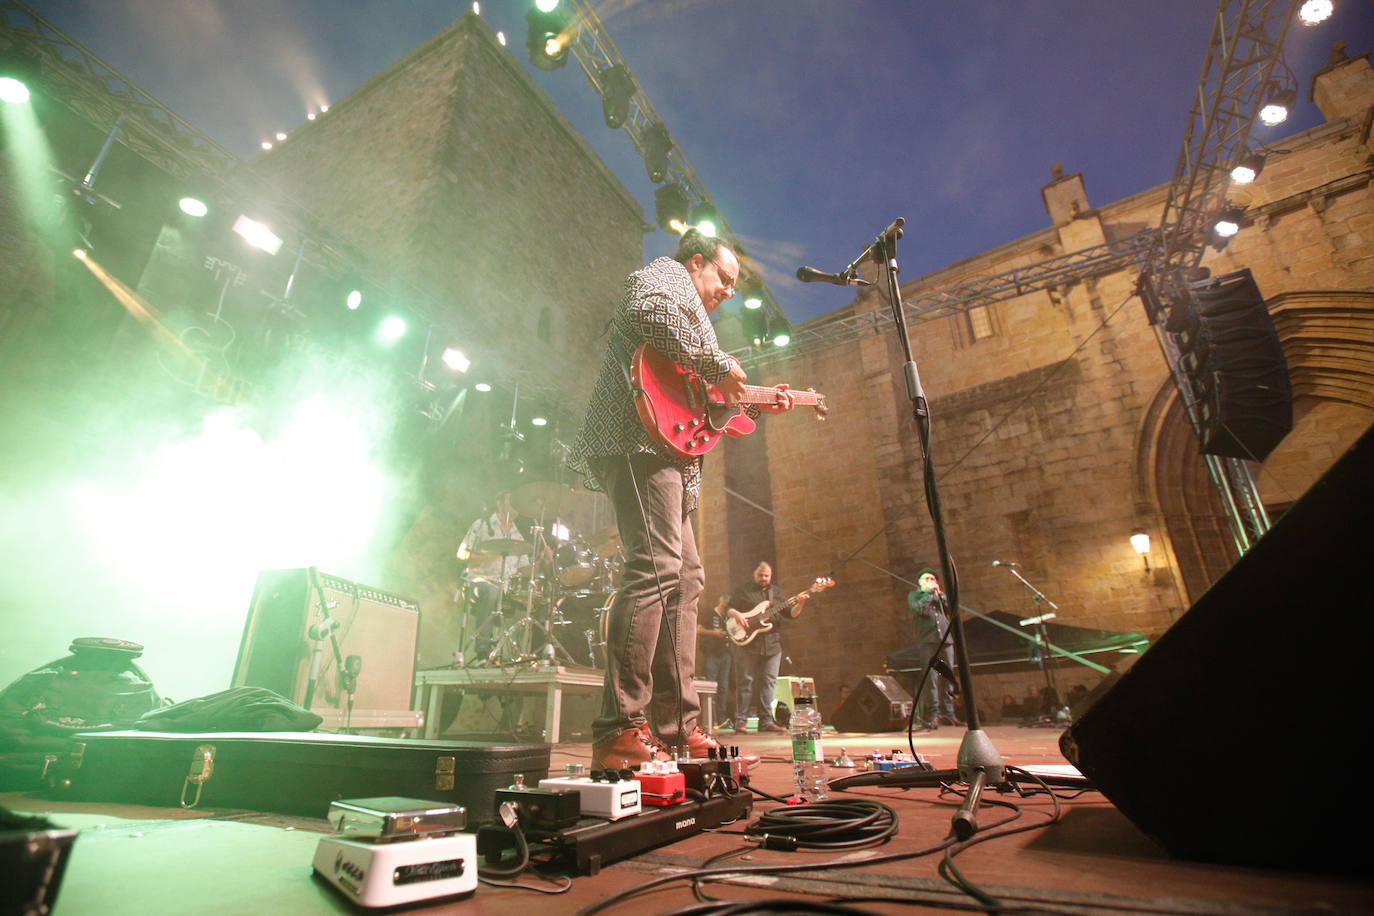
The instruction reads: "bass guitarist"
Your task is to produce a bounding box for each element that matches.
[728,561,807,734]
[568,230,798,768]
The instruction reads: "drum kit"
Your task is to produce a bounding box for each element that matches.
[457,481,623,669]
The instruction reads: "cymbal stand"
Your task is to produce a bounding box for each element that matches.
[526,516,579,667]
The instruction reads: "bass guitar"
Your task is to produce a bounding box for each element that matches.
[631,344,828,459]
[726,577,835,647]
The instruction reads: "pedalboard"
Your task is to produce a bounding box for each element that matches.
[479,791,754,875]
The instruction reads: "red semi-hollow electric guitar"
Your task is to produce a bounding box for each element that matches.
[631,344,828,458]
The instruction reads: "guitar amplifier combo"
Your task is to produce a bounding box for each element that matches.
[232,568,422,729]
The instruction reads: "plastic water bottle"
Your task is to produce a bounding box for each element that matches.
[790,695,829,802]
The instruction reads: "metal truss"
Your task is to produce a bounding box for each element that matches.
[1,2,240,183]
[1144,0,1300,552]
[1155,0,1297,273]
[558,0,789,331]
[732,228,1160,369]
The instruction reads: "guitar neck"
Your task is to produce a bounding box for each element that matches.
[740,385,824,406]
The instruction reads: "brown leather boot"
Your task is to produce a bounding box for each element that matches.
[591,722,669,770]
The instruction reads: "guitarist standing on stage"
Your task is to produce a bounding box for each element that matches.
[569,230,797,768]
[729,562,807,734]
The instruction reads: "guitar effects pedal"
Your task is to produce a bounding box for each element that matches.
[312,797,477,908]
[539,765,642,820]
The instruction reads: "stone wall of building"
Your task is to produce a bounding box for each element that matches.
[702,50,1374,715]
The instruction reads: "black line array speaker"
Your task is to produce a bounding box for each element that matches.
[1180,268,1292,461]
[832,674,913,733]
[1061,423,1374,874]
[232,569,421,721]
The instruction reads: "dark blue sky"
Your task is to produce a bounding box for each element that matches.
[23,0,1374,325]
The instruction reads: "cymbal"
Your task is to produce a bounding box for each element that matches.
[589,526,622,558]
[511,481,573,518]
[473,537,528,557]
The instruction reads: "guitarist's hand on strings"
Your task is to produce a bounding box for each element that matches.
[754,382,796,414]
[717,360,749,406]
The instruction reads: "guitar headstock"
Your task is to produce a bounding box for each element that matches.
[811,577,835,594]
[808,388,829,422]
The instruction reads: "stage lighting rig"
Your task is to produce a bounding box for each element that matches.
[653,182,690,233]
[598,64,634,129]
[525,1,569,71]
[641,122,672,183]
[1229,149,1266,185]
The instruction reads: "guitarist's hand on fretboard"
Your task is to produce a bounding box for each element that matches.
[754,383,795,414]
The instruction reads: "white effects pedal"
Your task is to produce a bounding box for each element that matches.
[312,797,478,908]
[539,765,642,820]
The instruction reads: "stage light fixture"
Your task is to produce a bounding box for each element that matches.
[690,200,719,238]
[1259,84,1296,126]
[0,49,39,104]
[442,347,470,372]
[531,416,548,427]
[232,214,283,255]
[380,316,407,341]
[525,3,569,71]
[653,183,689,233]
[642,122,672,183]
[0,76,29,104]
[1229,150,1265,185]
[599,64,635,129]
[474,382,492,392]
[772,330,791,347]
[741,279,763,310]
[178,197,208,218]
[346,289,362,310]
[1298,0,1333,25]
[1213,203,1245,238]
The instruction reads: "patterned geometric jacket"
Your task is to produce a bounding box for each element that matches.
[569,256,742,514]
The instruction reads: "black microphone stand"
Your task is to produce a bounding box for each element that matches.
[820,219,1006,839]
[1001,565,1067,725]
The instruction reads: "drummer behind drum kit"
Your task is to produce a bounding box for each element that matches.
[460,481,624,669]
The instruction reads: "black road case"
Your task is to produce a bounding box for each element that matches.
[53,731,549,825]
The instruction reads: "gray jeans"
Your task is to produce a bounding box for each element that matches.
[591,453,703,746]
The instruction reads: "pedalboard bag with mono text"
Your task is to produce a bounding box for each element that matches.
[54,730,550,825]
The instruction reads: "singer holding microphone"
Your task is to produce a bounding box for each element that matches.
[906,568,961,731]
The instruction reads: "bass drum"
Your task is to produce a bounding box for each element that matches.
[554,591,613,669]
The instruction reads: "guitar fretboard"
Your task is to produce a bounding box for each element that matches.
[740,385,824,406]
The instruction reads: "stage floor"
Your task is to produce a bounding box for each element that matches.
[5,724,1370,915]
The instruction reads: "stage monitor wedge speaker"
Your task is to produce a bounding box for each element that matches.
[1061,423,1374,874]
[233,569,421,728]
[832,674,913,733]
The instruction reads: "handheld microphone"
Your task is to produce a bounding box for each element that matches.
[991,560,1020,568]
[795,265,868,286]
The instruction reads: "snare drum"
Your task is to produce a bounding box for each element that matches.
[556,539,597,587]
